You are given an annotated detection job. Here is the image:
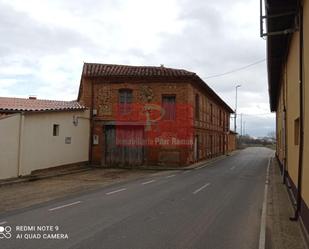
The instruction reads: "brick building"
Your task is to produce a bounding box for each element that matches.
[78,63,234,167]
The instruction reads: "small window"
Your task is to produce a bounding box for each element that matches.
[294,118,300,145]
[195,94,200,120]
[119,89,133,114]
[162,95,176,120]
[53,124,59,136]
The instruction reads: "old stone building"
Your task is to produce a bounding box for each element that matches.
[78,63,234,167]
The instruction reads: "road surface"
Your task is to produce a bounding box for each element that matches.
[0,147,273,249]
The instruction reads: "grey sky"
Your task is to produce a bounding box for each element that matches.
[0,0,275,137]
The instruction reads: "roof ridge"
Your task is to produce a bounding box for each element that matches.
[80,62,233,112]
[83,62,195,74]
[0,97,85,113]
[0,96,78,102]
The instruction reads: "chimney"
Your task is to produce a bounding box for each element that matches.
[29,95,37,100]
[160,64,164,67]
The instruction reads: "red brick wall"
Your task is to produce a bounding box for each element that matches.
[189,84,230,161]
[79,77,232,166]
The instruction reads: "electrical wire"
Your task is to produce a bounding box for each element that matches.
[240,113,275,116]
[204,59,266,79]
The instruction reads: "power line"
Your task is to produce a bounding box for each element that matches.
[203,59,266,79]
[230,113,274,119]
[240,113,275,116]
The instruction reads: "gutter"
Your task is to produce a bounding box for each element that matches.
[0,108,86,114]
[291,2,304,221]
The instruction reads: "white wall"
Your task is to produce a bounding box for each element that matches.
[0,110,90,179]
[20,110,90,176]
[0,114,20,179]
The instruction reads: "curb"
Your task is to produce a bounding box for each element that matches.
[99,150,240,172]
[0,168,93,187]
[0,150,240,187]
[299,218,309,249]
[258,156,272,249]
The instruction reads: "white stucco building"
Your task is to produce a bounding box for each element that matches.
[0,97,90,180]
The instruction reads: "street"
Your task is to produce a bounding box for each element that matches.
[0,147,273,249]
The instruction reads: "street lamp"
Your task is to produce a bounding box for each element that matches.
[234,84,241,133]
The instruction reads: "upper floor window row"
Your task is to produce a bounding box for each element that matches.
[194,97,229,126]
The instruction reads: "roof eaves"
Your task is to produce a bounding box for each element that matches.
[193,75,234,113]
[266,0,298,111]
[0,107,86,113]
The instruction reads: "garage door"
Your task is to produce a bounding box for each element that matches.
[105,125,144,167]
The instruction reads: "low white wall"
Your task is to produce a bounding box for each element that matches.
[0,114,20,179]
[19,110,90,176]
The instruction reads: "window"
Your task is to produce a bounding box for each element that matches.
[195,94,200,120]
[210,103,213,123]
[119,89,133,114]
[226,113,230,131]
[294,118,300,145]
[162,95,176,120]
[53,124,59,136]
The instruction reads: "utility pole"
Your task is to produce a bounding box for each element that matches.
[240,113,243,136]
[234,85,241,133]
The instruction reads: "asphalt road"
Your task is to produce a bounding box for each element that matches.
[0,147,273,249]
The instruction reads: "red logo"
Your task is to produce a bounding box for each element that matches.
[114,103,193,147]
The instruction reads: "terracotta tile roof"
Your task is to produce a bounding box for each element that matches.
[82,63,196,78]
[80,63,234,113]
[0,97,86,113]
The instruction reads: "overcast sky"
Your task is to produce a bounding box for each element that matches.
[0,0,275,137]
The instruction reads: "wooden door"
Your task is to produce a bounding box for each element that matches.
[105,125,144,167]
[194,135,199,161]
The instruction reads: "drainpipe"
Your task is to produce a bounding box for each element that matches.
[282,108,287,184]
[291,3,304,221]
[282,61,288,184]
[17,112,25,177]
[283,22,294,185]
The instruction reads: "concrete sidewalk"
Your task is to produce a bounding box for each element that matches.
[266,158,308,249]
[107,150,240,171]
[0,168,158,214]
[0,163,92,187]
[0,150,239,187]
